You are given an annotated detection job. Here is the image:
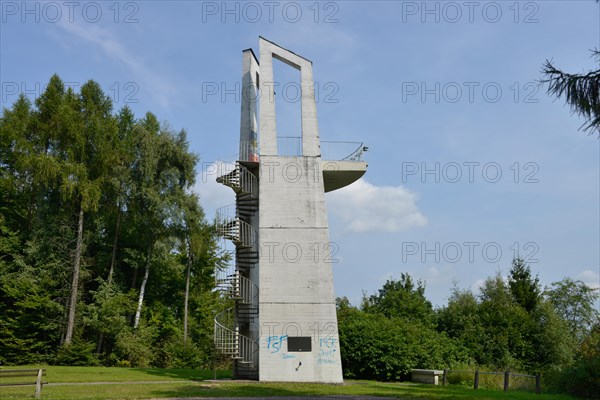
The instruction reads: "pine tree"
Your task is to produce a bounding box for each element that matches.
[542,0,600,137]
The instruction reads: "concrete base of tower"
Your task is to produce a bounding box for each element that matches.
[257,303,343,383]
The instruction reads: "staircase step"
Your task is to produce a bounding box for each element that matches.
[236,262,256,268]
[237,254,257,259]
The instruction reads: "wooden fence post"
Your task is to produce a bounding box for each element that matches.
[504,370,510,392]
[535,373,541,394]
[474,369,479,390]
[442,369,447,386]
[35,369,43,399]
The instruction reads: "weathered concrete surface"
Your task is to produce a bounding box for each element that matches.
[257,36,343,383]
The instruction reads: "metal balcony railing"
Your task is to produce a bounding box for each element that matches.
[274,136,366,161]
[321,141,366,162]
[277,136,303,157]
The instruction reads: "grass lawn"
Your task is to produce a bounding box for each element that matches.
[0,366,578,399]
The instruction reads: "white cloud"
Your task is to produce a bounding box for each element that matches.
[56,21,176,109]
[471,279,485,293]
[326,179,427,233]
[194,161,236,220]
[576,269,600,290]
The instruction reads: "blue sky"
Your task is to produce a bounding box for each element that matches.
[1,0,599,307]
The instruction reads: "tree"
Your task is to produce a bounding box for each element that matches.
[130,116,197,329]
[362,273,434,324]
[545,277,600,342]
[541,0,600,137]
[436,285,485,362]
[1,75,223,366]
[557,324,600,398]
[338,300,468,381]
[508,258,541,313]
[59,80,118,345]
[178,193,206,344]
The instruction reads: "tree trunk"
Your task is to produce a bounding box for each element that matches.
[183,237,193,344]
[107,208,121,285]
[133,244,152,329]
[65,204,84,345]
[131,267,138,290]
[97,208,121,352]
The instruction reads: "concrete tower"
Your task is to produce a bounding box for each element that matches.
[215,37,367,383]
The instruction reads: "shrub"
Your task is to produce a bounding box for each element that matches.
[113,326,156,368]
[54,341,100,366]
[338,307,469,381]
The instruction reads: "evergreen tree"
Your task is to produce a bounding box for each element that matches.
[542,0,600,137]
[508,258,541,313]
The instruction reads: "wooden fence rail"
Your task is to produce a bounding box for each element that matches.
[0,368,47,399]
[442,368,541,394]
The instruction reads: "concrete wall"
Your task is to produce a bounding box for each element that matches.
[256,37,343,383]
[258,156,342,383]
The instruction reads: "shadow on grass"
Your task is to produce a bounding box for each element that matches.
[129,368,232,381]
[148,381,577,400]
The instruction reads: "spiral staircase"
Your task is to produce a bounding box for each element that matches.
[214,161,259,379]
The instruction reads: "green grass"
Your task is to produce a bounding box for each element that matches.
[0,365,231,383]
[0,366,579,399]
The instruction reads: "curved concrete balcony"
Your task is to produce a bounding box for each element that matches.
[320,140,368,192]
[239,138,368,192]
[322,159,368,192]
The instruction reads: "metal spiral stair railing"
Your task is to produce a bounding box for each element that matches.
[214,309,238,356]
[214,161,259,376]
[214,309,258,366]
[216,162,258,196]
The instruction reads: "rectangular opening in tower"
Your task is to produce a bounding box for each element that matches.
[273,58,302,157]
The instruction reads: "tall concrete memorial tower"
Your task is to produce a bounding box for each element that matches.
[214,37,367,383]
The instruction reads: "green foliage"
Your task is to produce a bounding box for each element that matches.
[553,325,600,399]
[338,297,468,381]
[55,341,100,366]
[437,286,484,362]
[113,326,157,368]
[542,50,600,135]
[438,269,576,372]
[545,277,600,343]
[362,273,434,324]
[0,75,223,368]
[154,338,208,369]
[508,258,541,313]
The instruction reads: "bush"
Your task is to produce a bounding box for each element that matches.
[54,341,100,366]
[153,337,208,368]
[556,326,600,399]
[338,307,469,381]
[113,326,156,368]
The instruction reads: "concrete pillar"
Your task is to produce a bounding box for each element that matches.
[257,36,343,383]
[240,49,259,161]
